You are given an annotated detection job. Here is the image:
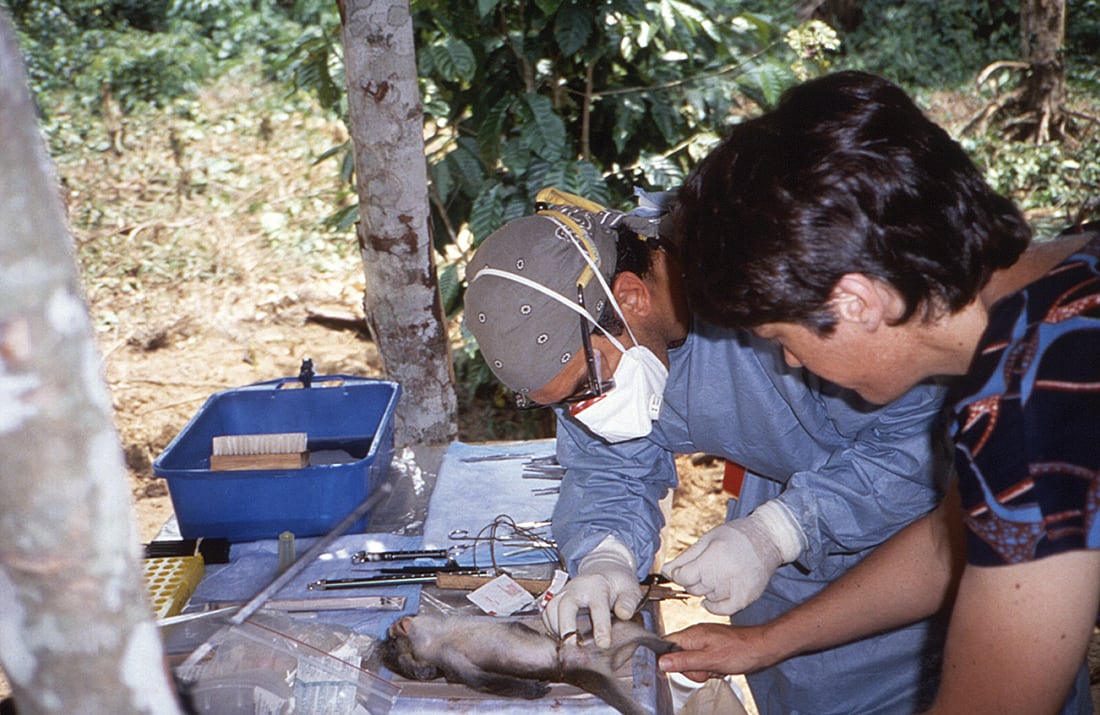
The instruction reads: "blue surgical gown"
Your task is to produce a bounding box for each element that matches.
[552,321,950,715]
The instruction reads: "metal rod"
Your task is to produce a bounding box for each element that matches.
[351,548,450,564]
[309,568,487,590]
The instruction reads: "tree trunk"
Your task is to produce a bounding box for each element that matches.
[0,14,182,715]
[338,0,458,448]
[1017,0,1067,142]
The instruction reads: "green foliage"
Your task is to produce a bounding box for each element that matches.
[276,22,346,115]
[78,29,213,112]
[408,1,826,252]
[835,0,1018,89]
[285,2,831,256]
[8,0,330,118]
[1067,0,1100,87]
[399,1,839,429]
[1069,0,1100,55]
[962,132,1100,231]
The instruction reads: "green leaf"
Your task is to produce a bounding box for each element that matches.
[438,261,462,316]
[312,140,347,166]
[648,97,682,144]
[323,204,359,233]
[740,62,791,110]
[612,95,645,154]
[448,138,487,197]
[470,183,504,245]
[526,159,568,195]
[569,160,610,205]
[500,136,533,176]
[417,42,437,76]
[502,195,530,223]
[420,76,450,120]
[428,38,476,83]
[477,0,501,18]
[736,12,781,44]
[477,97,513,166]
[430,158,455,204]
[340,148,355,184]
[554,3,592,56]
[637,154,685,189]
[666,0,707,31]
[292,39,340,113]
[519,93,567,162]
[534,0,563,16]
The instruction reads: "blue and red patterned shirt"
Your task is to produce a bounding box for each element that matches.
[952,233,1100,568]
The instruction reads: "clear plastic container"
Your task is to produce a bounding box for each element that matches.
[176,610,399,715]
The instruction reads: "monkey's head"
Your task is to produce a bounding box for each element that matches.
[379,615,444,681]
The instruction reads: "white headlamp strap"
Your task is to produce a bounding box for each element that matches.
[471,267,629,355]
[560,227,640,349]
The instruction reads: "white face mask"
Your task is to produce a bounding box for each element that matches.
[569,342,667,443]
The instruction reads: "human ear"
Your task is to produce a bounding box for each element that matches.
[611,272,651,317]
[830,274,886,331]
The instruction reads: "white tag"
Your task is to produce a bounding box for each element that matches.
[466,573,536,616]
[536,569,570,612]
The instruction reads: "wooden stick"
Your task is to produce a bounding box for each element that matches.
[435,573,551,594]
[210,452,308,471]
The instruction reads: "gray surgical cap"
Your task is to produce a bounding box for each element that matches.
[464,203,623,395]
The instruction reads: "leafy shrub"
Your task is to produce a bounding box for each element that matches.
[836,0,1018,88]
[8,0,329,117]
[74,29,213,112]
[1067,0,1100,88]
[962,132,1100,231]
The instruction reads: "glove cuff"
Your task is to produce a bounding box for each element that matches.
[578,534,637,575]
[751,500,805,564]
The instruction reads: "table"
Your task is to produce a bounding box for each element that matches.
[167,440,673,715]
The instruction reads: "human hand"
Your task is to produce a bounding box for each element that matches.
[542,535,642,648]
[663,500,804,615]
[658,622,781,680]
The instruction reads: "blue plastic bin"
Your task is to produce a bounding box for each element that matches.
[153,375,400,542]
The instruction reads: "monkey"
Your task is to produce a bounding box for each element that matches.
[380,612,677,715]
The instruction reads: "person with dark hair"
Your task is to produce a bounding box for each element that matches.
[463,188,950,714]
[662,70,1099,714]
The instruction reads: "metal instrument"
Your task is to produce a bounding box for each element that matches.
[308,567,488,591]
[350,548,452,564]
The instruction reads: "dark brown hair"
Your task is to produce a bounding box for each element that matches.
[678,71,1031,334]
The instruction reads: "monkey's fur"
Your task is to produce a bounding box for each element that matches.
[380,612,677,715]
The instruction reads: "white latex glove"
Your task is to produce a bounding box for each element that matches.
[542,535,642,648]
[663,499,804,615]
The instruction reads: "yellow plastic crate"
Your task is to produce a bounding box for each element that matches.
[143,555,204,619]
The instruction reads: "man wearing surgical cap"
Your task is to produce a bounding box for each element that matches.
[465,197,622,398]
[463,188,950,715]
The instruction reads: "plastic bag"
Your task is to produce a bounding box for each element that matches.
[175,609,399,715]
